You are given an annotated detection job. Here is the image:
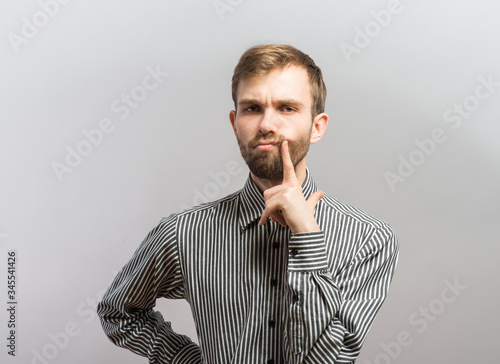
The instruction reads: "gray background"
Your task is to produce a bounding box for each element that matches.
[1,1,499,363]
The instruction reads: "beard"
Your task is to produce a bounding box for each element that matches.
[236,131,311,181]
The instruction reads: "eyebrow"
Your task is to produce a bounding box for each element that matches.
[238,98,305,108]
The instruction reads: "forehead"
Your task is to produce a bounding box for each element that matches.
[237,65,312,106]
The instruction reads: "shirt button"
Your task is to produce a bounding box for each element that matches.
[268,319,275,328]
[290,248,299,256]
[273,242,279,249]
[293,294,300,302]
[271,279,277,287]
[267,360,274,364]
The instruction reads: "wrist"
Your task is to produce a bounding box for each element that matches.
[290,218,321,234]
[288,231,329,272]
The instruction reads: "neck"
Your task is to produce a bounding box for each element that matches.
[251,159,308,193]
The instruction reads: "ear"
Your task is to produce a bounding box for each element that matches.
[229,110,237,136]
[310,112,329,144]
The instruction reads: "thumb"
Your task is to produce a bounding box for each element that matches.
[306,191,324,211]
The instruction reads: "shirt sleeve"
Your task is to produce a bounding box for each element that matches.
[97,215,202,364]
[284,225,399,364]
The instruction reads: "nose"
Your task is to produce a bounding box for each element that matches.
[258,109,278,135]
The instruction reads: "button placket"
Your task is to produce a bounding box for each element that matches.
[272,241,280,288]
[265,227,287,363]
[264,230,280,361]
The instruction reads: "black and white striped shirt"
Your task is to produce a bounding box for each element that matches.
[98,169,399,364]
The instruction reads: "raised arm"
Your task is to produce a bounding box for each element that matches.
[284,224,399,363]
[257,141,398,363]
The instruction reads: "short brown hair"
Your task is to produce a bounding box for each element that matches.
[231,44,327,117]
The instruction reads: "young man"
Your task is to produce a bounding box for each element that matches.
[98,44,399,364]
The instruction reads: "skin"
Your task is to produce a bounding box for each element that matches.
[229,65,329,234]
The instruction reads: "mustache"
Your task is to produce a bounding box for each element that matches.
[248,134,285,148]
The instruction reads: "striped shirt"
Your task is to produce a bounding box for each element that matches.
[97,169,399,364]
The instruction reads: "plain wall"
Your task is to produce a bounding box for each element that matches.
[1,1,499,363]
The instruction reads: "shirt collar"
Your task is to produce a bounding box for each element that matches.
[238,168,318,231]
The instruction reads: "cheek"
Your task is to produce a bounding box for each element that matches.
[234,125,253,144]
[284,124,312,141]
[236,120,256,136]
[235,126,250,140]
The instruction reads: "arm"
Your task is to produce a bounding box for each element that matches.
[284,225,399,363]
[97,216,202,364]
[258,142,398,362]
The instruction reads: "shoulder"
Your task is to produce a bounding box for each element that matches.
[162,189,241,224]
[317,193,397,249]
[321,194,393,230]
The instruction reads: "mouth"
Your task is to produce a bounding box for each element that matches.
[255,141,279,151]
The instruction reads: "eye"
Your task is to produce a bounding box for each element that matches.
[281,106,295,113]
[244,105,260,112]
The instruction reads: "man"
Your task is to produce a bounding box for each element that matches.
[97,44,399,364]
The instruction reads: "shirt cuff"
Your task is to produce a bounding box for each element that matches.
[172,342,202,364]
[288,231,329,272]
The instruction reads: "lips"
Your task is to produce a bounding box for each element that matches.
[250,137,283,149]
[255,143,277,151]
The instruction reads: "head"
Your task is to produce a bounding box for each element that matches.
[231,44,327,118]
[229,44,329,183]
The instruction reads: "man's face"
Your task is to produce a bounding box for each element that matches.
[230,65,317,182]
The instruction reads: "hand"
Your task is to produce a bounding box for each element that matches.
[258,140,324,233]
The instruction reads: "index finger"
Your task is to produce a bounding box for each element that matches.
[281,140,297,182]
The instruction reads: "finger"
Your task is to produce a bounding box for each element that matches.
[271,211,287,227]
[262,184,283,201]
[259,206,272,225]
[260,188,282,225]
[281,140,297,182]
[259,202,287,227]
[306,191,325,211]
